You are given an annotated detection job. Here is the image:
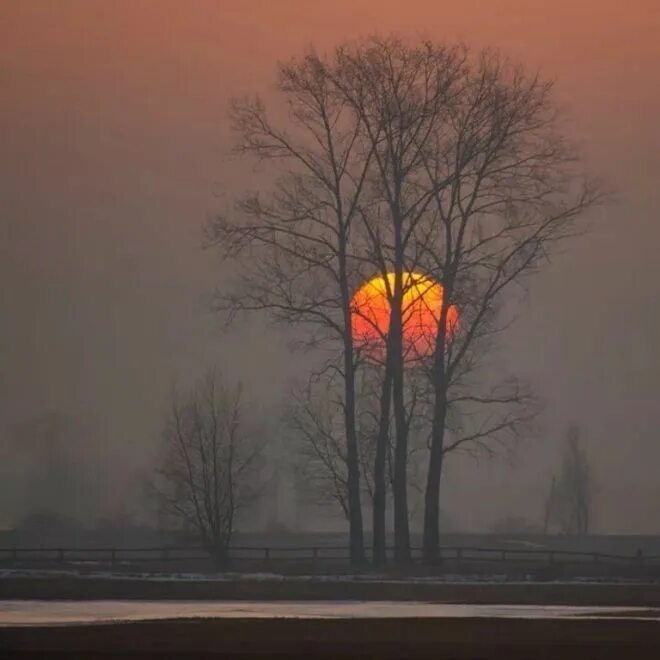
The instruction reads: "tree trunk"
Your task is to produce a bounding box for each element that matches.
[423,310,450,564]
[372,360,392,566]
[343,340,366,565]
[423,380,447,563]
[339,237,365,566]
[392,362,411,563]
[391,267,410,564]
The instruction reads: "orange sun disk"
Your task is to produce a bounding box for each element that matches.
[350,272,458,360]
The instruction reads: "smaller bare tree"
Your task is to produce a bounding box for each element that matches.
[151,371,264,565]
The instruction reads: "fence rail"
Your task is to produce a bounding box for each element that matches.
[1,545,658,567]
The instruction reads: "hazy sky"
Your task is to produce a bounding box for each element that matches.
[2,1,659,531]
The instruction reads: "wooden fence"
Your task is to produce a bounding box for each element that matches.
[1,545,658,569]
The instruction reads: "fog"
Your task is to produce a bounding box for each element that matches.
[2,0,659,535]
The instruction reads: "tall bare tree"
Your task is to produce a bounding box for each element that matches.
[325,38,563,562]
[408,50,600,562]
[332,38,466,562]
[207,55,380,564]
[151,371,263,565]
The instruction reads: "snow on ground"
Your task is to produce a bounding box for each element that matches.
[0,568,653,584]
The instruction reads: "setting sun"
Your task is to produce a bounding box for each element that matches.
[350,272,458,359]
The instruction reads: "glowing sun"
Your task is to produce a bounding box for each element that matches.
[350,272,458,359]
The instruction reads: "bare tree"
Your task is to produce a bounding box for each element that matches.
[151,371,264,565]
[544,425,591,535]
[209,36,600,566]
[332,39,466,562]
[410,50,600,562]
[325,38,568,562]
[207,54,379,564]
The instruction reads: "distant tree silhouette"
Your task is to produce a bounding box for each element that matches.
[5,412,102,526]
[544,425,591,535]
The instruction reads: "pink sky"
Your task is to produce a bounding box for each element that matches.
[2,1,660,531]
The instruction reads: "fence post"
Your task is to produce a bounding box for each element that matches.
[264,547,270,564]
[111,549,116,567]
[58,549,65,563]
[312,547,318,560]
[501,549,507,562]
[162,548,170,563]
[456,548,462,566]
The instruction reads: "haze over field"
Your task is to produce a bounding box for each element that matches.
[1,0,659,533]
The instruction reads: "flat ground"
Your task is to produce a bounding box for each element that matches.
[3,616,660,659]
[4,575,660,657]
[4,574,660,606]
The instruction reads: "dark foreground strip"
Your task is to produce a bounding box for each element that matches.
[2,617,660,659]
[5,577,660,606]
